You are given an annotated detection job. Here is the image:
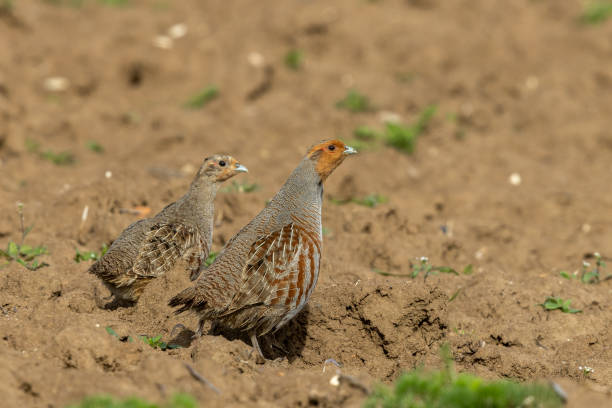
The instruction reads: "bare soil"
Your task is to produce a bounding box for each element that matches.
[1,1,611,407]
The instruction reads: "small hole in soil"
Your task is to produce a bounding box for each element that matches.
[126,63,144,87]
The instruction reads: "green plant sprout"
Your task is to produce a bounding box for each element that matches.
[345,105,437,154]
[539,297,581,314]
[341,126,381,151]
[221,180,260,193]
[184,85,219,109]
[139,335,181,351]
[204,251,217,267]
[354,126,379,140]
[336,89,373,113]
[559,253,609,283]
[86,140,104,153]
[26,139,75,165]
[384,105,437,154]
[284,49,302,70]
[581,1,612,24]
[98,0,130,6]
[0,203,48,270]
[330,194,388,208]
[66,393,197,408]
[580,253,608,283]
[74,244,109,263]
[365,345,563,408]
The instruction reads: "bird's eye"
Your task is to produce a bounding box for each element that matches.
[328,145,336,151]
[219,160,226,167]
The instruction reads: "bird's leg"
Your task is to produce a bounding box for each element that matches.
[250,332,266,364]
[270,333,288,355]
[192,319,206,339]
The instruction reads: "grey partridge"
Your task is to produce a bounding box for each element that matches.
[89,155,248,305]
[168,140,356,358]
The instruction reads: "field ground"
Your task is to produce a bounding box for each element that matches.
[0,0,611,407]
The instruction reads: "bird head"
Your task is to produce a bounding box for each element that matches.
[198,154,248,182]
[306,139,357,182]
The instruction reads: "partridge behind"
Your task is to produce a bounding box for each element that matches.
[89,155,247,304]
[169,140,356,358]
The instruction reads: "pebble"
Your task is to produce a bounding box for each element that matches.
[153,35,173,50]
[168,23,187,39]
[247,52,264,67]
[43,77,69,92]
[508,172,521,186]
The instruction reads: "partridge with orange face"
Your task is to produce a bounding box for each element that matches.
[89,155,247,305]
[168,140,357,358]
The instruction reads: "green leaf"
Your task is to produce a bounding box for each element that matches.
[559,270,572,279]
[581,271,599,284]
[434,266,459,275]
[7,241,19,258]
[184,85,219,109]
[41,150,75,165]
[353,126,379,140]
[284,49,302,70]
[221,181,260,193]
[86,140,104,153]
[449,289,461,302]
[352,194,388,208]
[462,264,473,275]
[581,1,612,25]
[105,326,119,338]
[539,296,582,314]
[336,89,372,113]
[372,268,413,278]
[384,105,437,154]
[204,252,218,267]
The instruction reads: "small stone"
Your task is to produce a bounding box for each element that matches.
[509,172,522,186]
[247,52,264,67]
[153,35,173,50]
[181,163,196,175]
[105,171,112,179]
[44,77,69,92]
[475,247,487,260]
[379,110,401,124]
[329,375,340,386]
[168,23,187,39]
[525,76,539,91]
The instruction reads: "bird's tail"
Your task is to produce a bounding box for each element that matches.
[168,286,200,314]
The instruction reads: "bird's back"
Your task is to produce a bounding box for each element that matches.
[88,218,154,284]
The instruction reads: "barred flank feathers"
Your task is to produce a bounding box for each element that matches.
[168,286,200,314]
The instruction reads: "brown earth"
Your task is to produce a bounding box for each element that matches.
[1,0,611,407]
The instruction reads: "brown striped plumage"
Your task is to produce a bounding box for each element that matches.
[89,155,247,305]
[169,140,357,358]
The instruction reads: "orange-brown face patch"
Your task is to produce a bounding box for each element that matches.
[307,139,347,181]
[217,157,240,181]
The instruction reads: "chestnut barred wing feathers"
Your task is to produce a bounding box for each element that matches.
[219,222,321,334]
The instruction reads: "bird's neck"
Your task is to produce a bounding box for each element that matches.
[270,158,323,229]
[186,178,218,215]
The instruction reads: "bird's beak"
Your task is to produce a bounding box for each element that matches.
[234,164,248,173]
[343,145,357,155]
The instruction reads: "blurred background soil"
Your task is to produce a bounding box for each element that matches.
[0,0,611,407]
